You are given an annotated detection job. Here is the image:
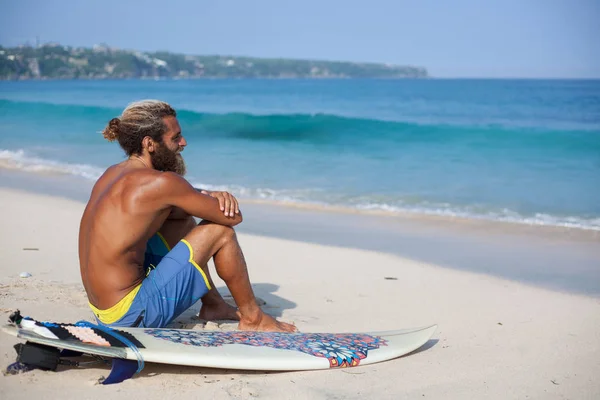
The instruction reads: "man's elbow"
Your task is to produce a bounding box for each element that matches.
[214,211,243,227]
[231,212,243,226]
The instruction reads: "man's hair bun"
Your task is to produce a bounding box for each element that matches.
[102,118,121,141]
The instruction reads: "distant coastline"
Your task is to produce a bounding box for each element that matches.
[0,43,428,80]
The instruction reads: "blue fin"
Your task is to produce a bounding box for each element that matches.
[99,358,138,385]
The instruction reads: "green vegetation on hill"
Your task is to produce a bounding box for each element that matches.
[0,43,428,80]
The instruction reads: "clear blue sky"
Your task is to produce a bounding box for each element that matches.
[1,0,598,78]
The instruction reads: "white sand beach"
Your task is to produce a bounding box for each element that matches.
[1,187,599,399]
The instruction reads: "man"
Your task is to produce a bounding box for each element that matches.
[79,99,296,332]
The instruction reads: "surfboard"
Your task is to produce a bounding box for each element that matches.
[2,312,437,384]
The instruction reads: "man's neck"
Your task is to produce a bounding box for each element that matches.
[129,155,152,169]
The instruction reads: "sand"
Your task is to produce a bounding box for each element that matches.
[0,187,599,399]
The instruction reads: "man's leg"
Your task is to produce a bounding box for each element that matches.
[157,216,239,321]
[182,220,296,332]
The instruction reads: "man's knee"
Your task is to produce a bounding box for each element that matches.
[196,220,237,243]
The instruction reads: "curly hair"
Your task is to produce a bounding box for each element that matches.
[102,100,177,156]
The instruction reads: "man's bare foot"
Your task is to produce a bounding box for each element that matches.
[198,301,240,321]
[238,310,297,333]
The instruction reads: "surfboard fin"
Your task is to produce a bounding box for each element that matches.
[99,358,139,385]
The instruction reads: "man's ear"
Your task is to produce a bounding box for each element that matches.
[142,136,156,153]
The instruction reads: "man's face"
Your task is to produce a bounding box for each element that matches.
[150,116,187,175]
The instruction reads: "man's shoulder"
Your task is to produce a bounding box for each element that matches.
[97,165,191,194]
[127,170,193,196]
[97,165,161,192]
[151,170,188,185]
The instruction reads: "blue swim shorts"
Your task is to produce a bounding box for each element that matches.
[88,233,211,328]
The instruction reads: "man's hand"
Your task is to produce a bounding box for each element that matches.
[200,190,240,218]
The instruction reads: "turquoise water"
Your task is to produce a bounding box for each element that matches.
[0,79,599,229]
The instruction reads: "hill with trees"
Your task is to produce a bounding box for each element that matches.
[0,43,428,80]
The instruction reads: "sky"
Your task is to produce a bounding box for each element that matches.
[1,0,599,78]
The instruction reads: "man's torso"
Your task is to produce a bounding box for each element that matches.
[79,162,170,309]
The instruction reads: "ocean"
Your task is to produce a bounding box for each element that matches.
[1,78,599,230]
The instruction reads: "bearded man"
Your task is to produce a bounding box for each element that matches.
[78,100,296,332]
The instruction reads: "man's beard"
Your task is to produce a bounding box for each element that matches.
[150,143,186,175]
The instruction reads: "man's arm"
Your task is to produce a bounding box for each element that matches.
[157,172,242,226]
[167,187,205,219]
[167,187,239,220]
[166,206,192,220]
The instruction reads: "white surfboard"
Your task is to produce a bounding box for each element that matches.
[2,314,437,374]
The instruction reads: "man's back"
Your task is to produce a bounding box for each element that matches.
[79,161,168,310]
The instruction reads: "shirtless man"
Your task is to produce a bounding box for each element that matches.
[79,99,296,332]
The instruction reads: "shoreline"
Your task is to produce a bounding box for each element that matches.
[1,164,598,238]
[241,197,600,240]
[1,168,599,296]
